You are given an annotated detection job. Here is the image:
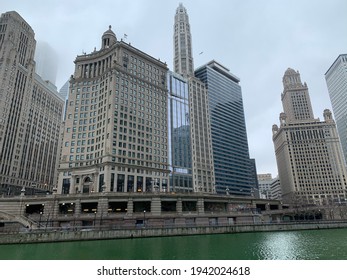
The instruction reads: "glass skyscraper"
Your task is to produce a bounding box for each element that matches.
[167,71,193,192]
[195,61,253,195]
[325,54,347,164]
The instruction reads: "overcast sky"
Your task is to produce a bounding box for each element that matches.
[2,0,347,177]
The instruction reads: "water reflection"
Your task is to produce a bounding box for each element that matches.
[255,232,308,259]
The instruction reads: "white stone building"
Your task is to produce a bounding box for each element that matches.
[272,68,347,205]
[57,26,169,194]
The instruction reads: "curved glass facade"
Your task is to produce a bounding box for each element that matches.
[195,62,253,195]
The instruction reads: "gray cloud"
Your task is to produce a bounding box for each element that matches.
[2,0,346,177]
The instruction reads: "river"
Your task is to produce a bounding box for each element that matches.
[1,228,347,260]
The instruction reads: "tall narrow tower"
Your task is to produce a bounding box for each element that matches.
[281,68,315,122]
[173,3,194,77]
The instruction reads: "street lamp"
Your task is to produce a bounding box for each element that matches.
[143,210,146,227]
[39,211,43,228]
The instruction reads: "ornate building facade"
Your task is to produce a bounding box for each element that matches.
[272,68,347,205]
[57,27,169,194]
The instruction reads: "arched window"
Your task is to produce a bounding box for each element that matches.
[84,176,92,183]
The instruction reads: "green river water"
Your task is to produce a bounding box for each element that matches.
[1,228,347,260]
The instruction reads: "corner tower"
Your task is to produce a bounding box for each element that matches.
[101,25,117,49]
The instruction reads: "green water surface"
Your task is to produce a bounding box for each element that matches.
[1,228,347,260]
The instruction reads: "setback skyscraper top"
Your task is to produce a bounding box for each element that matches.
[273,68,347,205]
[281,68,315,122]
[173,3,194,77]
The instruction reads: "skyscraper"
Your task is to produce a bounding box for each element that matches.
[257,174,273,199]
[57,26,169,194]
[171,3,215,193]
[272,68,347,205]
[325,54,347,163]
[34,41,58,85]
[188,76,216,193]
[59,80,70,121]
[59,80,70,101]
[173,3,194,77]
[195,61,254,196]
[0,11,64,195]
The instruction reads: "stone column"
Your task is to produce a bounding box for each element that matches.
[98,197,109,217]
[70,175,76,194]
[197,197,205,215]
[151,197,161,216]
[124,176,128,193]
[127,198,133,216]
[104,165,111,192]
[177,197,182,215]
[52,196,60,220]
[57,174,63,194]
[74,199,81,216]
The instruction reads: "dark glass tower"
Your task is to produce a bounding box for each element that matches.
[195,61,253,195]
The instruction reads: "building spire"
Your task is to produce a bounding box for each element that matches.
[173,3,194,77]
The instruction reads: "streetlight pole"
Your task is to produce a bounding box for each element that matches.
[39,212,43,228]
[143,210,146,227]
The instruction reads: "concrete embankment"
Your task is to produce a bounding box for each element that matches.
[1,221,347,244]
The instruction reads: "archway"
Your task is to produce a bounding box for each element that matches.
[82,176,93,193]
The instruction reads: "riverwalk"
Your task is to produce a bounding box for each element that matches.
[1,220,347,245]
